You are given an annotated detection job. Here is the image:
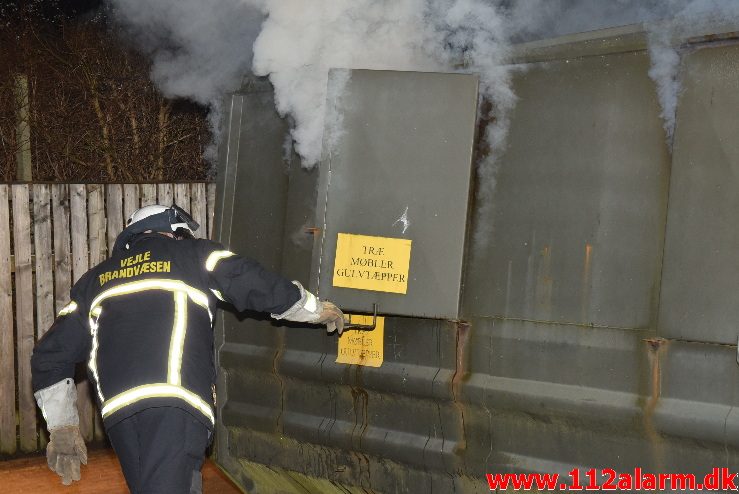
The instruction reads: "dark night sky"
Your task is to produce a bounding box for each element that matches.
[1,0,103,22]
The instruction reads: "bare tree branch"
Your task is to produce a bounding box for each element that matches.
[0,11,211,182]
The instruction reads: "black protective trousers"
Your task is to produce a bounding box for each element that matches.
[106,407,211,494]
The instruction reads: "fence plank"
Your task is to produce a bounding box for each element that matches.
[86,184,106,442]
[13,185,37,452]
[191,183,207,239]
[33,185,54,338]
[33,184,53,448]
[51,183,73,451]
[106,184,123,254]
[157,183,173,207]
[0,185,16,455]
[70,185,94,443]
[70,184,89,280]
[88,185,106,266]
[140,183,157,207]
[51,183,73,452]
[207,183,216,240]
[174,183,190,213]
[52,184,71,313]
[123,183,140,222]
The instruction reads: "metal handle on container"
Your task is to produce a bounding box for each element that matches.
[342,304,378,331]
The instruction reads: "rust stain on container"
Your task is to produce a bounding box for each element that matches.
[349,365,372,489]
[687,31,739,44]
[643,337,667,471]
[273,329,287,432]
[451,321,471,462]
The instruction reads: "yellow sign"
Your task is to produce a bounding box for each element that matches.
[336,315,384,367]
[332,233,412,294]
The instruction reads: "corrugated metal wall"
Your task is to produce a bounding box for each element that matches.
[213,30,739,493]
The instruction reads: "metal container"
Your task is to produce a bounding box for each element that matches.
[213,25,739,494]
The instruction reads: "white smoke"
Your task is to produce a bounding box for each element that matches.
[247,0,513,168]
[644,1,739,141]
[248,0,434,166]
[111,0,262,106]
[106,0,739,170]
[321,68,352,161]
[646,27,682,143]
[108,0,513,168]
[504,0,674,42]
[504,0,685,141]
[108,0,263,161]
[502,0,739,141]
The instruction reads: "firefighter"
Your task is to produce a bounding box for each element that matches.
[31,204,344,493]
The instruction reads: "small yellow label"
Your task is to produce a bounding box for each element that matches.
[336,315,384,367]
[332,233,412,294]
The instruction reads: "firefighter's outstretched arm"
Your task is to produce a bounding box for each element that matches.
[271,280,345,335]
[204,247,345,335]
[31,299,90,486]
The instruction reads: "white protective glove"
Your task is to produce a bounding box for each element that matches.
[272,281,345,335]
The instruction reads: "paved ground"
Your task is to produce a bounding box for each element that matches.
[0,447,244,493]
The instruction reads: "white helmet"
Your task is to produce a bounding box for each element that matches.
[114,203,199,251]
[127,204,194,233]
[127,204,169,226]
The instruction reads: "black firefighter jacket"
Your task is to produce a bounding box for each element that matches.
[31,233,300,431]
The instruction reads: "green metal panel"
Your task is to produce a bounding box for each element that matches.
[659,43,739,345]
[462,50,670,329]
[311,69,479,320]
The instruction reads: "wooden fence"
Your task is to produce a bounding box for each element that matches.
[0,182,216,455]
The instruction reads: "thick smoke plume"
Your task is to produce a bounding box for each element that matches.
[248,0,512,167]
[647,27,682,142]
[107,0,739,170]
[107,0,515,169]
